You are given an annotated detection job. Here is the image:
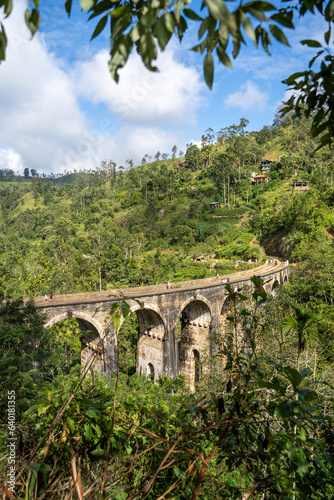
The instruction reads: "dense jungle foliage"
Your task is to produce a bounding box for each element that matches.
[1,115,334,498]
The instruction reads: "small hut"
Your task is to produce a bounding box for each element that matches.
[252,175,268,184]
[292,180,310,190]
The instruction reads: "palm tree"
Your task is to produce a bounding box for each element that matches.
[282,304,319,368]
[282,304,319,500]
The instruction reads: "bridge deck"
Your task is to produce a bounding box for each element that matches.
[32,260,288,308]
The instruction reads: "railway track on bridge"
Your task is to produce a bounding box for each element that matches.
[31,259,288,308]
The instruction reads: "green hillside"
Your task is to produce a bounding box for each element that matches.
[1,116,334,298]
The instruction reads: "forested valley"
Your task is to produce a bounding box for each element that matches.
[1,115,334,499]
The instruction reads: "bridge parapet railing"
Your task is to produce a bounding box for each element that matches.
[30,260,288,305]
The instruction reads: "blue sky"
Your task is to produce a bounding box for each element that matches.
[0,0,328,174]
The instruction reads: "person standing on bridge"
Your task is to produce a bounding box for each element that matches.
[50,293,53,302]
[45,294,47,302]
[167,281,171,290]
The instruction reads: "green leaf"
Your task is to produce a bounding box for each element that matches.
[191,41,206,54]
[0,26,6,61]
[204,51,214,89]
[301,39,322,48]
[84,422,92,440]
[248,7,268,22]
[284,367,302,387]
[184,8,203,21]
[232,34,241,58]
[296,388,317,403]
[90,15,108,41]
[325,0,334,21]
[261,28,272,55]
[4,0,12,18]
[66,417,75,433]
[283,71,304,84]
[28,470,37,500]
[91,447,105,456]
[85,409,98,420]
[80,0,94,11]
[243,1,276,11]
[297,448,309,475]
[204,0,229,21]
[138,32,158,71]
[24,8,41,36]
[300,428,306,442]
[174,0,185,22]
[275,402,294,418]
[64,0,72,17]
[111,5,130,18]
[270,11,294,28]
[113,312,121,330]
[241,12,256,44]
[217,46,233,68]
[227,476,236,487]
[40,464,52,489]
[38,403,50,416]
[269,24,289,46]
[154,18,173,51]
[92,423,102,437]
[121,306,130,318]
[140,9,157,28]
[163,12,176,33]
[324,28,331,45]
[109,303,119,316]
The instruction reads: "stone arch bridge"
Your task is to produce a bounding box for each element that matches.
[34,262,289,389]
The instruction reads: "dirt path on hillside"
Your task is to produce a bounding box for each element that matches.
[236,213,250,227]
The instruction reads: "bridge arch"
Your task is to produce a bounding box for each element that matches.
[272,279,280,290]
[127,306,166,381]
[45,311,105,375]
[178,294,213,321]
[45,311,104,337]
[177,298,212,390]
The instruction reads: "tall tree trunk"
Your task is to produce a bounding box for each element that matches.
[227,174,230,207]
[223,175,226,206]
[99,267,102,292]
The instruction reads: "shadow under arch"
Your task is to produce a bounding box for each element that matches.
[124,306,166,381]
[177,299,212,390]
[45,312,105,376]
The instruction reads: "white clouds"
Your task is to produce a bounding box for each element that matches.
[73,46,204,126]
[0,0,91,173]
[224,81,269,111]
[0,148,24,172]
[0,0,205,174]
